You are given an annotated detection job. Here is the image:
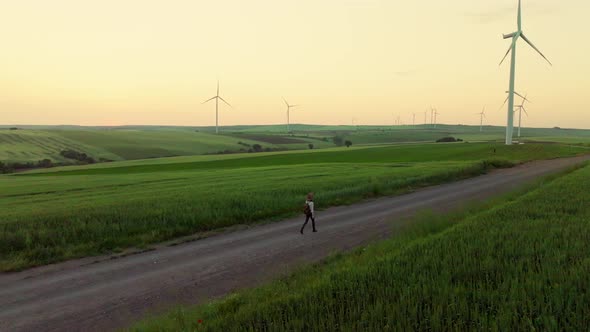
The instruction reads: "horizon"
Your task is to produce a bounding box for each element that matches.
[1,0,589,129]
[1,122,587,132]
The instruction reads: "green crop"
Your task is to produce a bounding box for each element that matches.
[130,163,590,332]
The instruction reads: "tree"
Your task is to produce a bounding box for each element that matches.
[308,143,314,150]
[252,144,263,152]
[37,159,53,168]
[436,137,457,143]
[345,140,352,148]
[333,136,344,146]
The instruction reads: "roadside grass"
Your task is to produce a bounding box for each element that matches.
[129,163,590,332]
[0,161,492,271]
[0,143,586,271]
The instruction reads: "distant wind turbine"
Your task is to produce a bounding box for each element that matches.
[476,106,486,132]
[514,94,531,138]
[202,81,232,134]
[434,109,440,129]
[499,0,551,145]
[412,113,416,126]
[500,90,529,109]
[430,106,434,125]
[282,97,299,133]
[424,111,428,125]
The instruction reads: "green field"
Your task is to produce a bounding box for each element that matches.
[0,130,121,163]
[0,142,587,271]
[3,124,590,166]
[131,162,590,332]
[0,127,329,165]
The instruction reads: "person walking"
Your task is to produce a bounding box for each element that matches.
[301,192,317,234]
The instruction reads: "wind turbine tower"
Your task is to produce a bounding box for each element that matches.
[434,109,440,129]
[476,106,486,132]
[202,81,232,134]
[430,106,434,125]
[282,97,299,133]
[514,94,530,138]
[500,0,551,145]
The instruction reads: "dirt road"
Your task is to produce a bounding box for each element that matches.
[1,155,588,332]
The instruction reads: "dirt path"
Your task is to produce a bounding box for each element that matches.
[1,155,588,332]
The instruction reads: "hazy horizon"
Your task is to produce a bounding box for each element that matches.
[1,0,589,129]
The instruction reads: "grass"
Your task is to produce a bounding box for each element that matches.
[4,124,590,165]
[0,143,586,271]
[52,129,272,159]
[21,142,587,176]
[0,129,120,163]
[130,162,590,332]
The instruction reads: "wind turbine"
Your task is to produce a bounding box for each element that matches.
[500,90,530,109]
[499,0,551,145]
[430,106,434,125]
[433,109,440,129]
[424,111,428,125]
[412,113,416,126]
[202,81,232,134]
[514,94,530,138]
[476,106,486,132]
[282,97,299,133]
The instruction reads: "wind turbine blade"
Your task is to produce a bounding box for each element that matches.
[517,0,522,31]
[521,33,552,66]
[499,43,513,66]
[219,96,232,108]
[503,32,517,40]
[523,107,529,116]
[202,96,217,104]
[500,95,509,110]
[514,91,529,102]
[282,97,289,107]
[217,81,220,96]
[505,90,531,103]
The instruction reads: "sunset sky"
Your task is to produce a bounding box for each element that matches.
[1,0,589,128]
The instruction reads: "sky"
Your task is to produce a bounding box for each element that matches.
[1,0,589,128]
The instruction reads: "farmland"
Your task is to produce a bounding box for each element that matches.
[3,124,590,167]
[0,142,587,271]
[0,129,121,163]
[131,162,590,332]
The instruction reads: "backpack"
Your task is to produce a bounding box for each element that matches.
[303,201,312,216]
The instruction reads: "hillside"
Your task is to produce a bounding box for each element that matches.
[0,129,121,163]
[2,124,590,167]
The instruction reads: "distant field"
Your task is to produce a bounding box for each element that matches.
[3,124,590,165]
[52,129,271,160]
[29,142,588,176]
[1,142,587,271]
[0,130,120,163]
[131,163,590,332]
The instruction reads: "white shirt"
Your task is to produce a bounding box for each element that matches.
[306,200,315,217]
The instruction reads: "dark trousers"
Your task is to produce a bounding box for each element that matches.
[301,214,316,233]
